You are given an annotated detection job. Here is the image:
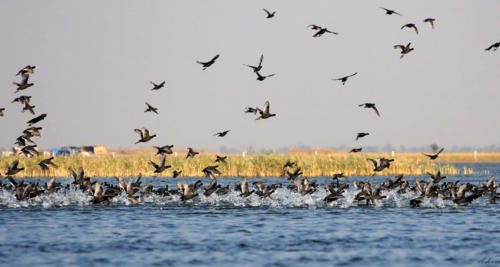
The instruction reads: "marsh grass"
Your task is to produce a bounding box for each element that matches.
[0,152,483,178]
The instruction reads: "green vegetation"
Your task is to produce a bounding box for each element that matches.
[0,152,482,178]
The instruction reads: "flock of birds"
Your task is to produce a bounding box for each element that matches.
[0,6,499,207]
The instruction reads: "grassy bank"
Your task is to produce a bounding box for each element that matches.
[0,152,482,178]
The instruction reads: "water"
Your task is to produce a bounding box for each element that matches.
[0,163,499,266]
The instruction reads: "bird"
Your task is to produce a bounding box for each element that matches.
[144,102,158,114]
[149,155,171,174]
[38,157,58,171]
[215,155,227,164]
[153,145,174,155]
[244,54,264,73]
[255,71,275,81]
[244,107,259,114]
[22,102,36,115]
[13,73,34,93]
[367,158,394,172]
[401,23,419,34]
[424,18,436,29]
[134,128,156,144]
[150,81,165,90]
[355,133,369,141]
[23,127,42,137]
[332,72,358,85]
[427,170,446,183]
[20,145,40,157]
[379,7,402,16]
[197,54,220,70]
[263,8,276,19]
[12,95,32,105]
[214,130,230,137]
[485,42,500,51]
[308,24,338,37]
[5,160,24,176]
[27,113,47,126]
[0,108,4,117]
[255,101,276,120]
[394,42,414,58]
[186,147,199,159]
[423,148,444,160]
[359,103,380,117]
[202,165,222,180]
[350,148,362,153]
[172,170,182,178]
[283,160,296,169]
[16,65,36,76]
[240,178,254,197]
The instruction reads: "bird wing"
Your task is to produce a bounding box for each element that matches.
[436,148,444,155]
[258,54,264,67]
[372,106,380,117]
[9,160,20,171]
[412,25,419,34]
[394,45,405,51]
[211,54,220,62]
[143,128,150,137]
[349,72,358,78]
[134,129,143,138]
[21,73,29,84]
[263,8,271,15]
[149,160,159,169]
[160,155,166,167]
[325,29,338,35]
[264,101,270,114]
[366,158,378,168]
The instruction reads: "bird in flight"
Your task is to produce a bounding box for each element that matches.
[255,101,276,120]
[423,148,444,160]
[356,133,369,141]
[134,128,156,144]
[350,148,362,153]
[485,42,500,51]
[424,18,436,29]
[401,23,419,34]
[27,113,47,126]
[186,147,199,159]
[394,42,414,58]
[379,7,402,16]
[256,71,275,81]
[244,54,264,73]
[308,24,338,37]
[154,145,174,155]
[263,8,276,19]
[144,102,158,114]
[150,155,171,174]
[13,73,34,93]
[197,54,220,70]
[367,158,394,172]
[16,65,36,76]
[22,102,36,115]
[359,103,380,117]
[150,81,165,90]
[332,72,358,85]
[214,130,230,137]
[38,157,58,171]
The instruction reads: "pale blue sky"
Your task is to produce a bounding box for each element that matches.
[0,0,499,151]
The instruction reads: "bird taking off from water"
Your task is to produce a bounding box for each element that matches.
[423,148,444,160]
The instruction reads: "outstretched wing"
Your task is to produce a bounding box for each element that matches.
[211,54,220,62]
[349,72,358,78]
[436,148,444,155]
[366,158,378,168]
[258,54,264,67]
[263,8,271,15]
[264,101,270,114]
[372,106,380,117]
[134,129,143,138]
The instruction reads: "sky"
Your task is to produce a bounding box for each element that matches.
[0,0,499,152]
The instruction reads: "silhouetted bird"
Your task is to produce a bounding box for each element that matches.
[20,145,40,157]
[394,42,414,58]
[27,113,47,126]
[214,130,230,137]
[134,128,156,144]
[5,160,24,176]
[423,148,444,160]
[15,136,27,146]
[332,72,358,85]
[22,102,35,115]
[186,147,199,159]
[202,165,222,180]
[359,103,380,117]
[367,158,394,172]
[13,73,34,93]
[380,7,401,16]
[244,54,264,73]
[356,133,369,141]
[12,95,31,105]
[154,145,174,155]
[308,24,338,37]
[263,8,276,18]
[283,160,296,169]
[197,54,220,70]
[256,71,275,81]
[144,102,158,114]
[485,42,500,51]
[427,170,446,183]
[172,170,182,178]
[150,155,171,174]
[38,157,58,171]
[0,108,4,117]
[16,65,36,76]
[256,101,276,120]
[350,148,362,153]
[215,155,227,164]
[401,23,418,34]
[23,127,42,137]
[424,18,435,29]
[150,81,165,90]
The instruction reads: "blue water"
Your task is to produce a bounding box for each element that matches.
[0,163,499,266]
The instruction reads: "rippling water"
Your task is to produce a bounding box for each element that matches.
[0,163,499,266]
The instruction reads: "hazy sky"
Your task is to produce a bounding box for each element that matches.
[1,0,499,151]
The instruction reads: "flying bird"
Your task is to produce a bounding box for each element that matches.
[197,54,220,70]
[380,7,402,16]
[38,157,58,171]
[359,103,380,117]
[283,160,296,169]
[423,148,444,160]
[12,95,31,105]
[134,128,156,144]
[332,72,358,85]
[356,133,369,141]
[154,145,174,155]
[350,148,362,153]
[172,170,182,178]
[13,73,34,93]
[401,23,419,34]
[20,145,40,157]
[263,8,276,19]
[255,101,276,120]
[27,113,47,126]
[149,155,171,174]
[244,54,264,73]
[22,102,35,115]
[186,147,199,159]
[308,24,338,37]
[244,107,259,114]
[150,81,165,90]
[144,102,158,114]
[23,127,42,137]
[215,155,227,164]
[255,71,275,81]
[394,42,414,58]
[485,42,500,51]
[214,130,230,137]
[367,158,394,172]
[424,18,436,29]
[5,160,24,176]
[202,165,222,180]
[0,108,4,117]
